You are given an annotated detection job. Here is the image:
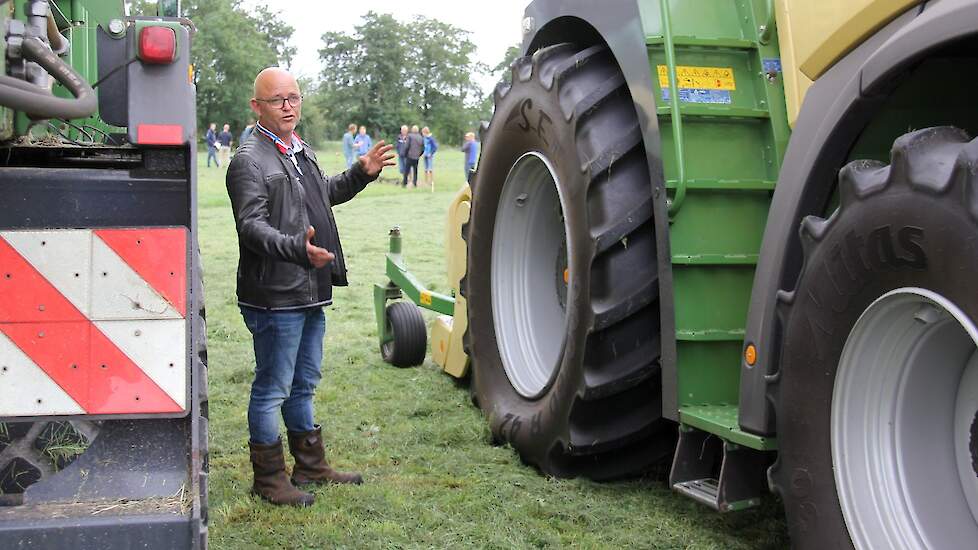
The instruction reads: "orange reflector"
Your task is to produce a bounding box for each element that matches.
[744,344,757,366]
[563,268,569,284]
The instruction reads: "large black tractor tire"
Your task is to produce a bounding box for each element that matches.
[381,301,427,368]
[773,127,978,549]
[464,43,675,480]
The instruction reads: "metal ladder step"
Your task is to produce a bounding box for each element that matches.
[673,478,722,510]
[669,424,770,512]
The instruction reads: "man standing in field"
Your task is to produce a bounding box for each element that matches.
[341,123,357,168]
[205,122,219,168]
[217,123,233,166]
[422,126,438,190]
[403,125,424,188]
[355,125,372,157]
[226,67,395,507]
[395,125,409,177]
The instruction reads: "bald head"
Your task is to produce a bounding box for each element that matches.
[254,67,298,98]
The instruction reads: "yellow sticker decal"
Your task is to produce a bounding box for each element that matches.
[420,291,432,306]
[657,65,736,91]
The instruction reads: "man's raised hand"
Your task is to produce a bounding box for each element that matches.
[359,141,397,176]
[305,226,335,268]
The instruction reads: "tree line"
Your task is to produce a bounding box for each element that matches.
[128,1,509,147]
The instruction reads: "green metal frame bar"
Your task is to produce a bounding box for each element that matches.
[373,227,456,350]
[659,0,687,216]
[759,0,776,45]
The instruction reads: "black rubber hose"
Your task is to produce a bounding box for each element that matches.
[0,36,96,120]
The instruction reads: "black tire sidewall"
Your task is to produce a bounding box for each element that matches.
[467,72,592,466]
[778,187,978,548]
[384,302,426,367]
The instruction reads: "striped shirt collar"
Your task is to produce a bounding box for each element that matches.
[254,121,305,155]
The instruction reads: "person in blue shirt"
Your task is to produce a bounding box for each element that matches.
[354,126,372,156]
[422,126,438,190]
[341,123,357,168]
[239,120,255,148]
[461,131,479,183]
[205,122,219,167]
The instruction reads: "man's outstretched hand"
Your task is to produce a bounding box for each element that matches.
[359,141,397,176]
[305,226,335,268]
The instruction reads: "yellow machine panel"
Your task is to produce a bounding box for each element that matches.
[776,0,923,125]
[431,185,471,378]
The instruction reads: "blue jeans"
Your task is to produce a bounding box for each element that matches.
[207,145,219,167]
[240,306,325,445]
[344,151,355,169]
[398,155,407,175]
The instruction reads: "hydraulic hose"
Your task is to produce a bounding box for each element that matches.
[46,10,69,55]
[0,36,96,120]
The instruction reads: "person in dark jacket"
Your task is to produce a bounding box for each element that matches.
[226,67,395,507]
[395,125,409,176]
[403,125,424,188]
[217,123,233,166]
[205,123,219,167]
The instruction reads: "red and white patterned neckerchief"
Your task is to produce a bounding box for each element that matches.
[254,121,307,175]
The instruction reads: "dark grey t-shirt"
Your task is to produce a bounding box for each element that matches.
[297,150,334,304]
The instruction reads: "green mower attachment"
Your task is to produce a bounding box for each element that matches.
[374,227,455,367]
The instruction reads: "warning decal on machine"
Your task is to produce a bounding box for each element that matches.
[657,65,737,90]
[657,65,736,105]
[0,228,188,418]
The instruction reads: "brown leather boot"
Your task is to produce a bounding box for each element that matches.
[249,439,315,507]
[287,425,364,486]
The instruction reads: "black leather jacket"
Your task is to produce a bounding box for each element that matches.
[226,133,375,309]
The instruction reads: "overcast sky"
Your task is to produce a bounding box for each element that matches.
[251,0,530,95]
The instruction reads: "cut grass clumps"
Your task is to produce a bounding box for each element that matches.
[200,141,789,548]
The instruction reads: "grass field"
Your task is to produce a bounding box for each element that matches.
[202,141,789,549]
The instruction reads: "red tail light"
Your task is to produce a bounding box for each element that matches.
[138,26,177,65]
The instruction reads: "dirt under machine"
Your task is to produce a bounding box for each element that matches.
[375,1,978,548]
[0,1,207,548]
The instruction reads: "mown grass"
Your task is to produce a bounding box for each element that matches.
[202,141,789,549]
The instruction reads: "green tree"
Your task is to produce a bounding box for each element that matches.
[316,12,488,146]
[492,44,522,79]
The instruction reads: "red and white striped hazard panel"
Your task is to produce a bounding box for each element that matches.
[0,228,188,417]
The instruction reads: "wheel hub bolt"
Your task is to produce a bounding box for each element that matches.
[515,193,528,207]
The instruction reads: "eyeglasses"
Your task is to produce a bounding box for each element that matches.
[255,94,302,109]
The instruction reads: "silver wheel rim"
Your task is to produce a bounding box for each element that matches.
[833,288,978,550]
[491,152,569,399]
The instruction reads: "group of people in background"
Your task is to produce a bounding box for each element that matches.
[341,124,478,190]
[209,119,478,183]
[205,120,256,168]
[341,124,373,169]
[394,125,437,189]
